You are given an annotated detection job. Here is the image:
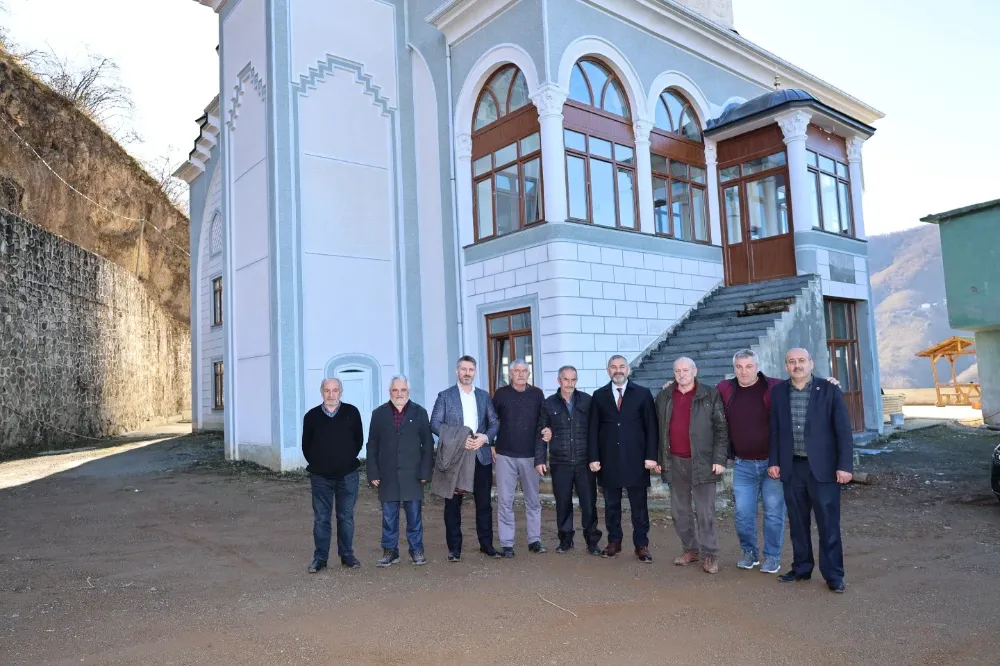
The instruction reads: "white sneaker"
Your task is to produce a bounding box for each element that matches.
[736,551,759,569]
[760,557,781,574]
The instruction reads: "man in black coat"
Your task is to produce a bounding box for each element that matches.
[536,365,602,555]
[588,355,658,562]
[367,376,434,567]
[769,348,854,593]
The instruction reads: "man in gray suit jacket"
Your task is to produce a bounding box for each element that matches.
[430,355,500,561]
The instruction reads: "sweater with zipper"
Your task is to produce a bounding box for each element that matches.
[301,403,364,479]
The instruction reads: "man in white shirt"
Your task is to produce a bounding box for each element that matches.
[430,356,501,561]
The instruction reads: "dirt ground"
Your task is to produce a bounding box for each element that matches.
[2,424,999,665]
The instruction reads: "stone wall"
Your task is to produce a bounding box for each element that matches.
[0,212,191,452]
[0,48,190,323]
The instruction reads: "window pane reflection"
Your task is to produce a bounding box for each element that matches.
[523,158,542,223]
[746,174,788,239]
[566,155,588,219]
[724,185,742,245]
[617,168,636,229]
[820,173,839,233]
[495,165,520,236]
[671,180,691,240]
[653,177,669,235]
[476,178,493,239]
[590,159,616,227]
[692,187,708,241]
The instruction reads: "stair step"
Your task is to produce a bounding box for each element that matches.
[680,313,783,330]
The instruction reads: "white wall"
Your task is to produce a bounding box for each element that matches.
[464,241,723,394]
[811,248,871,301]
[223,0,273,448]
[293,0,400,451]
[412,49,450,404]
[199,166,224,431]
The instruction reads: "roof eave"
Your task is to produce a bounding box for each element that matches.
[705,98,876,141]
[920,198,1000,224]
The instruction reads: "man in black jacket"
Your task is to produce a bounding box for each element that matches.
[367,376,434,567]
[536,365,602,555]
[301,378,364,572]
[588,355,658,562]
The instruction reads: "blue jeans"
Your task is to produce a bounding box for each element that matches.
[381,500,424,554]
[733,458,786,560]
[310,470,359,561]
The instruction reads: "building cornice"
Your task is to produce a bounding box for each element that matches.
[595,0,883,124]
[193,0,228,11]
[174,96,222,183]
[426,0,521,45]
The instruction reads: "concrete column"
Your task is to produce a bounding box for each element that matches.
[776,109,815,234]
[454,132,474,247]
[266,0,306,468]
[633,119,654,234]
[975,330,1000,429]
[530,84,568,223]
[704,138,722,246]
[846,135,867,239]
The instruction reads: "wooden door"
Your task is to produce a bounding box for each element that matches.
[721,172,796,286]
[825,299,865,432]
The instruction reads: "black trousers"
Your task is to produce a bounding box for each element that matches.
[443,459,494,553]
[785,457,844,583]
[551,463,602,546]
[603,485,649,548]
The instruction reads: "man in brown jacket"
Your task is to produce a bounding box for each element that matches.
[655,357,729,574]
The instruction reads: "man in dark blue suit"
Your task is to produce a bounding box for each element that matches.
[768,348,854,593]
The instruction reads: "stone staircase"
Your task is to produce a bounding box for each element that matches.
[631,275,815,389]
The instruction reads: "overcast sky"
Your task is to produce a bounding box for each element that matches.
[4,0,997,234]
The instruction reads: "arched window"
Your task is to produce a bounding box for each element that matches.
[209,212,223,257]
[650,89,708,242]
[472,65,542,242]
[654,90,701,142]
[563,59,636,229]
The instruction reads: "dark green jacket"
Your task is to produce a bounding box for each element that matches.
[655,381,729,486]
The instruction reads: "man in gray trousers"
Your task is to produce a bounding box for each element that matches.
[491,359,547,557]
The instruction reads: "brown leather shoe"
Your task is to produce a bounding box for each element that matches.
[635,546,652,563]
[702,555,719,574]
[673,551,700,566]
[601,542,621,558]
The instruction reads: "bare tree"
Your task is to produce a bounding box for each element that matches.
[142,150,190,217]
[25,47,140,145]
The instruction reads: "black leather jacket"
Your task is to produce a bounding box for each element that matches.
[535,390,592,466]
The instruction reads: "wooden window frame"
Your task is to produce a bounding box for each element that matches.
[485,308,534,395]
[807,148,854,237]
[211,276,223,327]
[654,89,703,143]
[569,58,632,119]
[471,69,544,244]
[824,298,865,432]
[717,150,792,243]
[651,156,710,243]
[212,360,225,411]
[563,128,638,230]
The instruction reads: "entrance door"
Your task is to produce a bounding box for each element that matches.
[825,299,865,432]
[719,152,796,285]
[335,366,373,457]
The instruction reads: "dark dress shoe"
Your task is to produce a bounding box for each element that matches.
[341,555,361,569]
[480,544,501,558]
[777,571,811,583]
[601,542,622,558]
[827,580,845,593]
[501,546,516,558]
[528,541,547,554]
[587,543,602,556]
[555,540,573,554]
[447,551,461,562]
[635,546,653,563]
[308,558,327,573]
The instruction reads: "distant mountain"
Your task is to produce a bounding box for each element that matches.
[868,225,976,388]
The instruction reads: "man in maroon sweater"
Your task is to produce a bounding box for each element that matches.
[655,357,728,574]
[716,349,838,574]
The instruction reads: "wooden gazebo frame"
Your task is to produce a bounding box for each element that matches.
[915,336,981,409]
